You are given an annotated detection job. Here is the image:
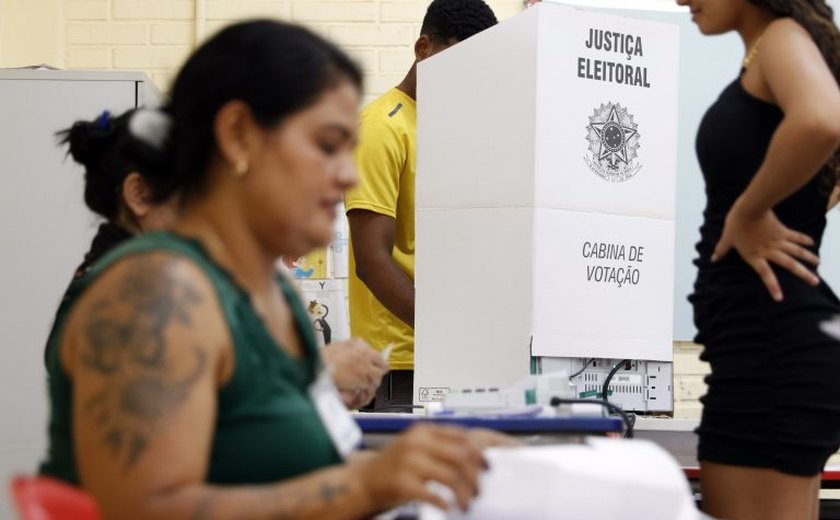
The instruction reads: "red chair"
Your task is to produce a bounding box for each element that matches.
[9,476,100,520]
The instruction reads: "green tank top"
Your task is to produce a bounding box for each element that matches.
[40,232,341,485]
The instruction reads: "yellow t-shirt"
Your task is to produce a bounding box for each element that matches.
[346,88,416,370]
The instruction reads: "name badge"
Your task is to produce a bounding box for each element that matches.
[309,370,363,459]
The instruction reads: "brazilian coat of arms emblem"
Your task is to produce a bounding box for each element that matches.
[585,102,641,183]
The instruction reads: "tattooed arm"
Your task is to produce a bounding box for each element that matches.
[62,253,485,520]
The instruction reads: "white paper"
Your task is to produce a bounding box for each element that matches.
[299,280,350,347]
[443,439,700,520]
[308,370,362,458]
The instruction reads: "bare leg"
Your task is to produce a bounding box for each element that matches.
[700,460,818,520]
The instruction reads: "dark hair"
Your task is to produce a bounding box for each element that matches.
[58,109,167,221]
[155,20,363,202]
[421,0,498,44]
[749,0,840,188]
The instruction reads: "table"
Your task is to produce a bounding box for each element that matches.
[355,413,624,449]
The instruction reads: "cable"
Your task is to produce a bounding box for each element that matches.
[569,358,595,380]
[550,397,635,438]
[602,359,631,405]
[626,412,636,433]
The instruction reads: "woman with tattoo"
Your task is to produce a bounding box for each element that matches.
[56,107,388,411]
[39,20,499,519]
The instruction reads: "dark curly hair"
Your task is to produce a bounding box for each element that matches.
[750,0,840,189]
[421,0,498,44]
[58,109,167,221]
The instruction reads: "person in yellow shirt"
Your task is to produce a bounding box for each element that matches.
[346,0,497,410]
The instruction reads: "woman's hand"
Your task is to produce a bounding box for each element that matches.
[323,338,388,409]
[354,424,486,512]
[713,201,819,301]
[338,386,378,411]
[465,428,522,451]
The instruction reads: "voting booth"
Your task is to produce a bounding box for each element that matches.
[414,3,679,403]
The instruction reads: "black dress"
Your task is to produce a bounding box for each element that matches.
[690,76,840,476]
[45,223,133,363]
[71,222,133,280]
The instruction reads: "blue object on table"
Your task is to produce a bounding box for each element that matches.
[355,415,623,435]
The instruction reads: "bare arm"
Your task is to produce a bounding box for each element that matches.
[734,22,840,214]
[348,209,415,328]
[713,19,840,300]
[63,253,480,520]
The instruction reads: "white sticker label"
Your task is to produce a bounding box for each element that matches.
[418,387,450,403]
[613,374,643,385]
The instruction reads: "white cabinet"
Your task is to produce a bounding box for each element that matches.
[0,70,160,517]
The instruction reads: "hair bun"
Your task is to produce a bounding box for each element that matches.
[64,120,112,167]
[128,108,171,151]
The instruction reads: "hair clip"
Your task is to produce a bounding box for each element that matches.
[128,108,172,150]
[96,110,111,130]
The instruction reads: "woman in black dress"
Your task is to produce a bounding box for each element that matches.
[678,0,840,518]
